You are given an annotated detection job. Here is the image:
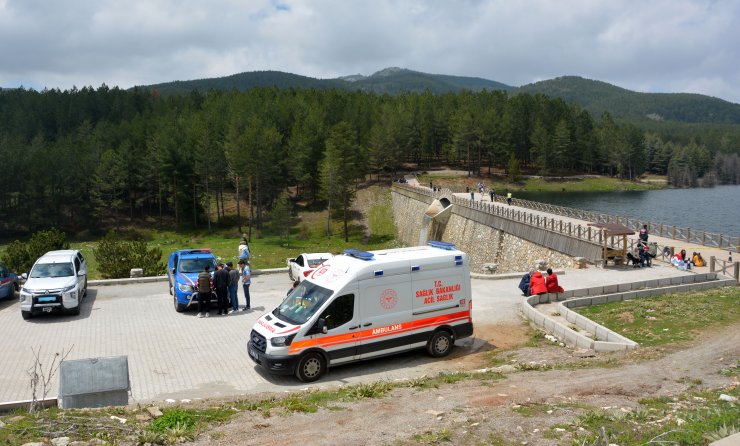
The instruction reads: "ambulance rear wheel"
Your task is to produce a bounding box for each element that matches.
[427,330,453,357]
[296,352,325,382]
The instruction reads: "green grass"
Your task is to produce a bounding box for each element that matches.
[574,287,740,346]
[571,388,740,445]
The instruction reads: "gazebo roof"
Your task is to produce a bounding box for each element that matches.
[588,223,635,236]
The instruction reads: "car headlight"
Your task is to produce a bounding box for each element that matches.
[21,287,32,294]
[271,334,296,347]
[178,283,193,292]
[62,284,77,293]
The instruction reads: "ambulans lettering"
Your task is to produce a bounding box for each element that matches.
[417,279,462,305]
[371,323,402,335]
[257,318,276,333]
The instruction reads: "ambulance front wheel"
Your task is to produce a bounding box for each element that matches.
[296,352,326,382]
[427,330,453,357]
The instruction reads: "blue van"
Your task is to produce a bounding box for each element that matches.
[167,249,218,312]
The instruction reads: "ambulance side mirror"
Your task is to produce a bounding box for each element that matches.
[318,318,328,334]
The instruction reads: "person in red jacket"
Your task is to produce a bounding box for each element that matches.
[529,271,547,295]
[545,268,564,293]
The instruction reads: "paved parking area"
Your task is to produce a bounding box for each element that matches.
[0,265,692,405]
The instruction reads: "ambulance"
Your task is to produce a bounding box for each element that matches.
[247,241,473,382]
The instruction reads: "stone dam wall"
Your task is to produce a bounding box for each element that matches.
[391,186,600,274]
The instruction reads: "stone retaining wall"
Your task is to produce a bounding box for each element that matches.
[391,187,584,273]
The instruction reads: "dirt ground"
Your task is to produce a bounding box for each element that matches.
[186,322,740,446]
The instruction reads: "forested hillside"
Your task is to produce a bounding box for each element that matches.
[519,76,740,123]
[0,86,738,237]
[140,67,513,96]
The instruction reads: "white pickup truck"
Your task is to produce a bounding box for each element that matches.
[287,252,333,282]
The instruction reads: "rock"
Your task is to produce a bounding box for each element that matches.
[70,442,90,446]
[573,348,596,358]
[480,263,497,274]
[180,399,191,403]
[574,257,588,269]
[534,260,548,271]
[493,364,517,373]
[165,398,177,404]
[719,394,738,402]
[129,268,143,278]
[0,420,4,428]
[110,416,127,424]
[9,415,26,423]
[21,443,45,446]
[135,413,152,422]
[555,428,566,432]
[88,439,108,445]
[51,438,70,446]
[425,410,444,417]
[146,406,164,418]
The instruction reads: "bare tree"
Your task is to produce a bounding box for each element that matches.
[27,346,73,413]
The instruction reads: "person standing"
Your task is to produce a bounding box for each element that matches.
[213,263,230,315]
[239,259,251,311]
[227,261,239,314]
[196,265,213,318]
[506,192,512,206]
[647,242,658,267]
[470,190,475,204]
[489,188,495,203]
[639,224,649,243]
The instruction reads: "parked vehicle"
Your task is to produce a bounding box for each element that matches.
[167,249,219,312]
[0,264,19,300]
[249,241,473,382]
[19,250,88,319]
[287,252,333,282]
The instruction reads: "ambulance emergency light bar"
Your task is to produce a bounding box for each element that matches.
[344,249,374,260]
[427,241,456,250]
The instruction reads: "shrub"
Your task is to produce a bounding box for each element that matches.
[93,231,165,279]
[1,228,69,273]
[150,409,195,433]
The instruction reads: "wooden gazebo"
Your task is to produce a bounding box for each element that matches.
[589,223,635,266]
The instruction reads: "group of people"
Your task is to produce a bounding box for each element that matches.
[518,268,564,297]
[670,249,705,270]
[195,235,252,318]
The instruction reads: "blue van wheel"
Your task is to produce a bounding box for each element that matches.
[174,296,187,313]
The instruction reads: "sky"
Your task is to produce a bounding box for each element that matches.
[1,0,739,104]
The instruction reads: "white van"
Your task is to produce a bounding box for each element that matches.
[248,242,473,382]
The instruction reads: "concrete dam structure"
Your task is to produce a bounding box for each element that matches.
[392,184,603,273]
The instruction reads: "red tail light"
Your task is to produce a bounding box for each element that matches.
[303,270,312,277]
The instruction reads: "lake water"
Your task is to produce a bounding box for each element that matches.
[515,185,740,238]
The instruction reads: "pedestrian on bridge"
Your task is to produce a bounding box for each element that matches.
[489,188,495,203]
[506,192,512,206]
[470,190,475,204]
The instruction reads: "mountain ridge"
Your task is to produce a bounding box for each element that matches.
[132,68,740,123]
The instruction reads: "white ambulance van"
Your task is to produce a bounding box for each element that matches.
[247,241,473,382]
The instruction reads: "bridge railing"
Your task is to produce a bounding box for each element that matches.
[710,257,740,283]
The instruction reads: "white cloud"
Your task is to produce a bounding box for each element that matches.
[0,0,738,103]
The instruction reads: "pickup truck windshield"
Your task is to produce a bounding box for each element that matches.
[179,258,217,273]
[274,281,333,325]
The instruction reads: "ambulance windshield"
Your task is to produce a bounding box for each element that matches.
[274,280,333,325]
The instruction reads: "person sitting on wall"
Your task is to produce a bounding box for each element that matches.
[692,252,705,267]
[518,271,532,297]
[545,268,564,293]
[529,271,547,296]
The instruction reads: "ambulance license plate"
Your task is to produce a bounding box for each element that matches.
[43,307,52,313]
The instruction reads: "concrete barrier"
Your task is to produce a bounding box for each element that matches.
[522,275,737,352]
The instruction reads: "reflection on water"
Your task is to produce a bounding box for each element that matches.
[516,185,740,237]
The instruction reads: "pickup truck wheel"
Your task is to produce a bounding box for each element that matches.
[427,330,453,357]
[21,311,32,320]
[296,352,325,382]
[174,297,186,313]
[83,279,88,298]
[69,305,81,316]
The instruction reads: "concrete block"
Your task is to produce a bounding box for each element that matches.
[543,317,555,332]
[527,296,537,305]
[572,288,588,297]
[593,341,628,352]
[622,291,637,301]
[644,279,659,288]
[670,277,683,285]
[658,278,672,287]
[575,336,593,350]
[683,275,696,284]
[557,293,567,301]
[565,310,577,323]
[554,324,566,337]
[587,286,603,296]
[602,284,618,294]
[607,294,624,303]
[618,282,632,292]
[561,290,574,299]
[635,289,651,299]
[590,295,607,305]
